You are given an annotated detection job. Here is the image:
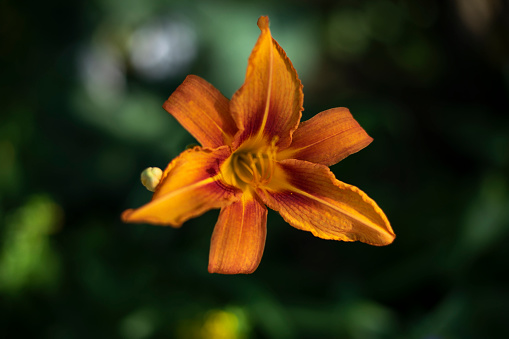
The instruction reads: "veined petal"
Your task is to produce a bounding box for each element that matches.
[163,75,237,148]
[230,16,303,150]
[258,160,395,245]
[208,193,267,274]
[122,146,241,227]
[278,108,373,167]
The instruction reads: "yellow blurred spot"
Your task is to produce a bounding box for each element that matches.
[176,307,249,339]
[201,310,240,339]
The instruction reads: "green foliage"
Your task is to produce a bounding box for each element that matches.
[1,0,509,337]
[0,196,61,294]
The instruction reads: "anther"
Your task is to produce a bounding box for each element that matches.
[230,139,278,187]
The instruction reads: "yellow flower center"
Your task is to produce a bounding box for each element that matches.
[232,151,273,186]
[224,138,278,189]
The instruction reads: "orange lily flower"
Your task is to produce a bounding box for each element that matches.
[122,16,395,274]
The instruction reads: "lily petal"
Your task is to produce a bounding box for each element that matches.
[278,108,373,167]
[230,16,303,149]
[122,146,241,226]
[163,75,237,148]
[208,194,267,274]
[258,159,395,245]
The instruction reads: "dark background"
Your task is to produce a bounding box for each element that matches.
[1,0,509,338]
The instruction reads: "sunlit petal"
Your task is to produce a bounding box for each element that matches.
[258,159,395,245]
[230,16,303,149]
[278,108,373,166]
[208,194,267,274]
[122,146,241,226]
[163,75,237,148]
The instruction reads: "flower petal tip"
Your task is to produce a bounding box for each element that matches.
[381,232,396,246]
[208,265,257,275]
[257,16,269,30]
[121,209,135,223]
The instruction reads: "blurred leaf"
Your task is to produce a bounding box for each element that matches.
[0,195,62,294]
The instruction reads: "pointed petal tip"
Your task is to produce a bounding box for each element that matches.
[208,264,258,275]
[121,209,135,223]
[121,208,182,227]
[257,16,269,30]
[259,160,395,247]
[231,14,302,150]
[379,231,396,246]
[361,228,395,246]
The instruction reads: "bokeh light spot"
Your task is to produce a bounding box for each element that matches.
[129,16,197,81]
[78,43,126,108]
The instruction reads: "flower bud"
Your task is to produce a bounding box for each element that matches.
[140,167,163,192]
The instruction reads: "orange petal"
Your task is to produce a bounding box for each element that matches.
[258,159,395,246]
[122,146,241,226]
[208,194,267,274]
[278,108,373,166]
[163,75,237,148]
[230,16,303,150]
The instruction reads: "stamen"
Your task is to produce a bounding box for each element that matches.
[264,154,272,181]
[229,137,278,188]
[248,153,260,183]
[257,151,265,179]
[233,154,255,184]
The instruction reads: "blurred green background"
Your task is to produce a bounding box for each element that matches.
[1,0,509,338]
